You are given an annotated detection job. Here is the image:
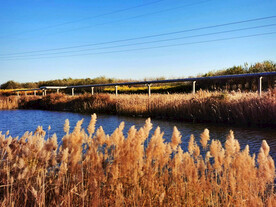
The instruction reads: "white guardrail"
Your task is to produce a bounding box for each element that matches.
[14,72,276,97]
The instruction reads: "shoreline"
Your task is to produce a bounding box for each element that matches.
[1,90,276,128]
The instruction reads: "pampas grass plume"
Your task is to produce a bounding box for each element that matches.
[0,114,275,206]
[170,126,182,151]
[64,119,70,134]
[200,128,209,149]
[87,113,97,138]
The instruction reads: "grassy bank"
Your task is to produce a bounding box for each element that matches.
[0,115,275,206]
[0,96,19,109]
[1,90,276,127]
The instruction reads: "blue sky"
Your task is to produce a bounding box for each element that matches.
[0,0,276,84]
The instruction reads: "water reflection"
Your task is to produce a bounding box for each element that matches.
[0,110,275,161]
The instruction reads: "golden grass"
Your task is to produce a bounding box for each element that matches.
[115,90,276,126]
[0,115,275,206]
[103,84,174,92]
[0,96,19,110]
[1,90,276,126]
[0,89,42,97]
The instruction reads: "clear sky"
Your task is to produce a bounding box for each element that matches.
[0,0,276,84]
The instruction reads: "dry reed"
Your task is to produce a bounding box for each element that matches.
[0,96,19,110]
[0,115,275,206]
[115,90,276,127]
[2,89,275,127]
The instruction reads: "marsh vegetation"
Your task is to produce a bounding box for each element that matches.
[0,115,275,206]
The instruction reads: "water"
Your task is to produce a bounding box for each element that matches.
[0,109,275,161]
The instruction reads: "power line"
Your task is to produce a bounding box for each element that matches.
[41,0,212,37]
[0,0,166,38]
[2,31,275,61]
[6,0,212,42]
[1,15,276,57]
[2,23,275,58]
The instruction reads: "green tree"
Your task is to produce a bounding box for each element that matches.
[1,80,21,89]
[248,61,276,73]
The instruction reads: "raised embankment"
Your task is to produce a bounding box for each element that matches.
[1,90,275,127]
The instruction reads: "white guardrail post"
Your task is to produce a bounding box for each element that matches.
[147,84,151,97]
[29,72,275,98]
[192,81,196,94]
[115,86,118,96]
[91,87,94,95]
[258,76,263,96]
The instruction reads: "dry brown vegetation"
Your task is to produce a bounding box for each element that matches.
[1,90,276,127]
[0,115,275,206]
[115,90,276,126]
[0,96,19,110]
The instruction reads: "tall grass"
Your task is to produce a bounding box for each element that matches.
[0,96,19,110]
[2,90,275,127]
[0,115,275,206]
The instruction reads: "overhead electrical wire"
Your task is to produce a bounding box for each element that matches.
[41,0,212,37]
[2,23,275,59]
[2,31,275,61]
[0,0,166,38]
[6,0,212,42]
[1,15,275,57]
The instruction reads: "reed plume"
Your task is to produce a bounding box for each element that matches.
[0,115,275,206]
[1,89,276,127]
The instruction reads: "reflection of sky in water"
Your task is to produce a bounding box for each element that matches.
[0,109,275,161]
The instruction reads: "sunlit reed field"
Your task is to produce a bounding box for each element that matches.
[0,114,275,206]
[1,90,276,127]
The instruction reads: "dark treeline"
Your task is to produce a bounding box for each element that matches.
[199,60,276,91]
[1,60,275,92]
[202,60,276,77]
[0,76,119,89]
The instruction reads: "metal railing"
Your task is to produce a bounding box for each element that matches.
[13,72,276,97]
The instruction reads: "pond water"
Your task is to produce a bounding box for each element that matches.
[0,109,275,161]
